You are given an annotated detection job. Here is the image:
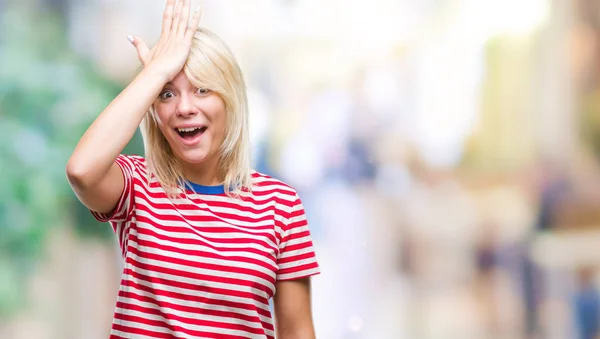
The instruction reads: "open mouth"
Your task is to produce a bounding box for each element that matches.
[175,126,207,140]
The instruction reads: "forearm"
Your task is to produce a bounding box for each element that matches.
[276,314,316,339]
[66,69,166,185]
[277,328,316,339]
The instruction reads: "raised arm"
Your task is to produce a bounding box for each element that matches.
[66,0,201,213]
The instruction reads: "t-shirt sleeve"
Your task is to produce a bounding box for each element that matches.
[276,194,321,281]
[90,154,137,223]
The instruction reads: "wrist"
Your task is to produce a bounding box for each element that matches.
[138,66,170,85]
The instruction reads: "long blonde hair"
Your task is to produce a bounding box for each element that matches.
[140,28,253,198]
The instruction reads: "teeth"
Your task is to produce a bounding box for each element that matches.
[177,127,200,132]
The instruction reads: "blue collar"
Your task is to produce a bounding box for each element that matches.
[184,180,226,195]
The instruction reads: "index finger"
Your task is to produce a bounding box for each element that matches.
[185,6,202,40]
[161,0,176,36]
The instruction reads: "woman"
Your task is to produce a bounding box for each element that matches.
[66,1,320,338]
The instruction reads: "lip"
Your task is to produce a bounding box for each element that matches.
[174,126,207,146]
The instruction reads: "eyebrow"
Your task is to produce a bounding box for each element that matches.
[160,83,176,91]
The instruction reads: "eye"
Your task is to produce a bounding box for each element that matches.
[196,88,211,95]
[159,90,174,100]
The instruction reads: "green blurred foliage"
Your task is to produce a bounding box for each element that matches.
[0,4,143,318]
[581,89,600,158]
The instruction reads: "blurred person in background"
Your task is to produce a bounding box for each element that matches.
[573,267,600,339]
[65,1,320,338]
[473,221,500,336]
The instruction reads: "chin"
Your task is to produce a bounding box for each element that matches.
[175,148,213,165]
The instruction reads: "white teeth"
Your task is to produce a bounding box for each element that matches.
[177,127,200,132]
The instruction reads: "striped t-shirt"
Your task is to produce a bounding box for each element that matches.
[91,154,320,338]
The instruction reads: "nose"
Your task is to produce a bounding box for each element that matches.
[176,94,197,117]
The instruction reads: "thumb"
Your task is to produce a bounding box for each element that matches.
[127,35,150,65]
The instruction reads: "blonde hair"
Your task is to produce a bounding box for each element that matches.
[140,28,253,198]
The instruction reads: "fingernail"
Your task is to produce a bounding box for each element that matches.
[196,5,201,12]
[127,35,134,44]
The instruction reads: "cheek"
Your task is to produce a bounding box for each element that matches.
[207,98,228,137]
[211,113,228,143]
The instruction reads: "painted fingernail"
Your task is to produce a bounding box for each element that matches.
[127,35,134,44]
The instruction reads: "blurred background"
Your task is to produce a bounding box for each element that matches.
[3,0,600,338]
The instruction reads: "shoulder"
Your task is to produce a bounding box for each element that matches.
[248,173,309,229]
[114,154,149,183]
[248,171,300,203]
[119,154,146,165]
[116,154,147,171]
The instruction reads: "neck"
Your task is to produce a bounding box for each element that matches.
[181,157,223,186]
